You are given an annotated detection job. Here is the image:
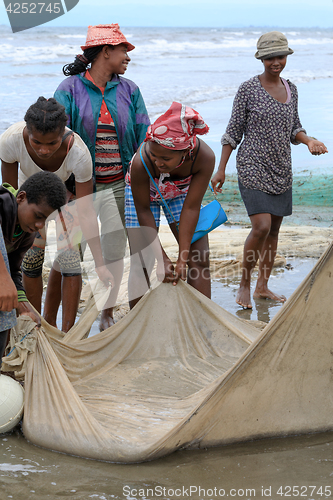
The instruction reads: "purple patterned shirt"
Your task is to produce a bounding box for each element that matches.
[222,76,306,194]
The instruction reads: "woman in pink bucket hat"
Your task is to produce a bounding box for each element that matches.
[54,24,150,331]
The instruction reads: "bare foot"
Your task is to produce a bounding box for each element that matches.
[99,312,115,332]
[236,285,252,309]
[253,285,286,302]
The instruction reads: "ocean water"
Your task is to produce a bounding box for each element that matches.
[0,25,332,177]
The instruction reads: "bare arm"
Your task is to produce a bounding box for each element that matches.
[0,251,18,312]
[1,161,19,189]
[176,141,215,278]
[75,179,114,287]
[0,224,41,324]
[16,302,41,327]
[131,154,159,233]
[211,144,233,194]
[295,132,328,155]
[7,233,41,325]
[130,154,170,275]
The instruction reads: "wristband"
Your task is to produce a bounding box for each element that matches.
[17,290,28,303]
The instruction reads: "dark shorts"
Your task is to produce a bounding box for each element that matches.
[238,179,292,217]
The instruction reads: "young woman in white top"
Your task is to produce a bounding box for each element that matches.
[0,97,113,332]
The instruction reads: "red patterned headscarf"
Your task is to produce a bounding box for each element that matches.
[145,102,209,150]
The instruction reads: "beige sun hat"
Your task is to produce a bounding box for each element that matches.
[255,31,294,60]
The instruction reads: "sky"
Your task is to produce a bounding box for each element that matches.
[0,0,332,28]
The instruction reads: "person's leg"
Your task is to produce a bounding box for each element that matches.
[61,275,82,332]
[49,249,82,332]
[126,185,162,310]
[127,227,157,310]
[44,268,82,333]
[99,257,124,330]
[95,181,127,329]
[22,275,43,312]
[236,213,272,309]
[43,266,62,328]
[53,202,83,332]
[22,229,46,313]
[253,214,286,301]
[187,235,211,298]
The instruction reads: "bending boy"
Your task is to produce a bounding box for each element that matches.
[0,171,66,366]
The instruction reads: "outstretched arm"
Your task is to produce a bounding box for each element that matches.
[0,251,18,312]
[75,179,114,288]
[130,154,174,283]
[211,144,233,194]
[295,132,328,155]
[175,141,215,282]
[9,234,42,326]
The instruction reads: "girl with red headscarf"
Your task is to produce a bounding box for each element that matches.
[125,102,215,308]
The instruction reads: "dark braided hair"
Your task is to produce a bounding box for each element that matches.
[24,97,68,135]
[62,45,114,76]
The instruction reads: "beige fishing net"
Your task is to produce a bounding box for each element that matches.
[2,240,333,463]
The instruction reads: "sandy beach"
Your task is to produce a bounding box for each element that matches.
[160,223,333,261]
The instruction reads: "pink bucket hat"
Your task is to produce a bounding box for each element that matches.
[81,24,135,52]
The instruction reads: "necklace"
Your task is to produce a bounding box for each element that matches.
[13,224,23,238]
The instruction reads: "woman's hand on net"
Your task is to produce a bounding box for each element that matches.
[174,260,187,284]
[162,257,178,285]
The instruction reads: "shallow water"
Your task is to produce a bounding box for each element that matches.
[1,427,333,499]
[212,257,318,324]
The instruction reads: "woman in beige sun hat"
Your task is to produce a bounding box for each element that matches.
[212,31,328,310]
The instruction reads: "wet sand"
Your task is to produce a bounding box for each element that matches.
[160,223,333,261]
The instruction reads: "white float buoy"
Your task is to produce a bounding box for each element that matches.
[0,375,24,433]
